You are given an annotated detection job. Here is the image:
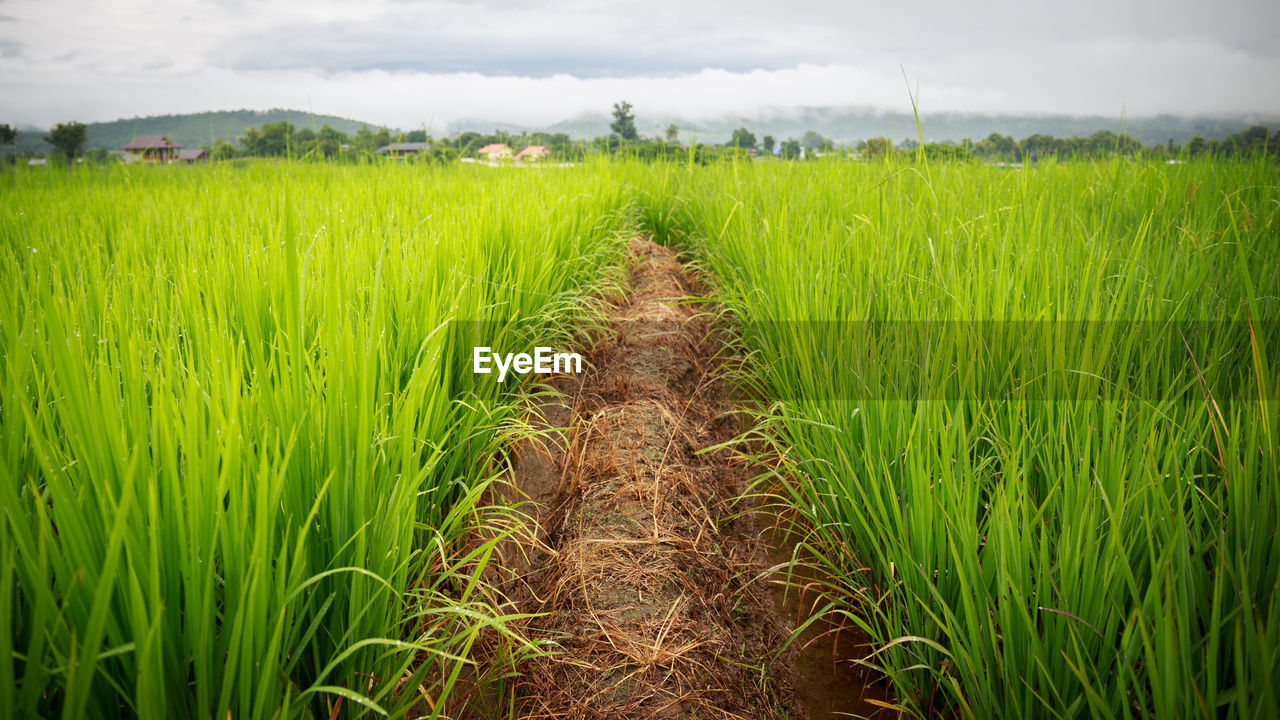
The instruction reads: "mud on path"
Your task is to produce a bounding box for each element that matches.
[495,237,801,719]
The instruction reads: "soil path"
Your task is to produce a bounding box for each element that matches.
[498,238,884,720]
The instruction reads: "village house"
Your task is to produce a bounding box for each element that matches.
[176,148,208,163]
[374,142,431,158]
[118,136,184,163]
[477,143,512,161]
[514,145,549,162]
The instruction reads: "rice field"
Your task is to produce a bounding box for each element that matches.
[0,162,629,719]
[3,155,1278,719]
[645,157,1280,718]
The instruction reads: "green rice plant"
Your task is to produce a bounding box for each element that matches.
[0,160,629,719]
[647,155,1280,718]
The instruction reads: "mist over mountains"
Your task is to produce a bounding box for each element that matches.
[452,106,1280,146]
[4,106,1277,156]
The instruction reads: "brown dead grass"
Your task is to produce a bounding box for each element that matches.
[505,238,801,720]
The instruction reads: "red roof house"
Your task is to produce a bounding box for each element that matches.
[118,136,183,163]
[476,143,512,161]
[515,145,549,161]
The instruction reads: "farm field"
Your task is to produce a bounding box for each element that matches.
[2,156,1279,720]
[644,157,1280,718]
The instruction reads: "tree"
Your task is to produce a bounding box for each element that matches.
[240,121,295,157]
[762,135,775,155]
[801,130,827,150]
[780,139,802,160]
[317,125,348,157]
[610,101,637,141]
[456,131,484,155]
[210,142,238,161]
[0,123,16,145]
[352,126,379,154]
[973,132,1018,160]
[1223,125,1270,155]
[727,127,756,150]
[44,121,87,160]
[665,124,679,143]
[1020,133,1058,160]
[857,137,892,157]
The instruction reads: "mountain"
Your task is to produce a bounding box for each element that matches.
[2,109,389,155]
[7,107,1275,157]
[449,107,1280,146]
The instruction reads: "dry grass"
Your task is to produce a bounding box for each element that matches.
[509,239,800,720]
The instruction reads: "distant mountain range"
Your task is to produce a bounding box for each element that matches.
[2,109,385,155]
[453,107,1280,146]
[4,107,1277,156]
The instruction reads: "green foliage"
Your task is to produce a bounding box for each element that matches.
[209,141,238,161]
[857,136,892,157]
[610,101,637,141]
[642,157,1280,719]
[0,124,16,145]
[727,127,756,150]
[350,126,392,154]
[0,110,381,157]
[82,148,117,165]
[973,132,1019,159]
[44,121,88,159]
[0,162,630,719]
[801,130,828,150]
[239,121,296,157]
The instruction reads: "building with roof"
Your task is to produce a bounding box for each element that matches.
[118,136,183,163]
[176,148,208,163]
[477,143,512,161]
[374,142,431,158]
[514,145,550,162]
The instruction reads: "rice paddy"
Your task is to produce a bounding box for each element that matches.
[2,155,1278,719]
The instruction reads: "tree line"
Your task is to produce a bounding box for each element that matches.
[4,106,1277,166]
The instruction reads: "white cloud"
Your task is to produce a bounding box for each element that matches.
[1,0,1277,128]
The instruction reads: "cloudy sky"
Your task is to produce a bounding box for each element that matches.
[2,0,1278,129]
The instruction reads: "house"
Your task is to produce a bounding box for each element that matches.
[118,136,183,163]
[27,157,47,167]
[176,148,208,163]
[514,145,549,162]
[477,143,512,161]
[374,142,431,158]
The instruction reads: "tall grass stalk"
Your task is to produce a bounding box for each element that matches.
[646,155,1280,718]
[1,160,628,718]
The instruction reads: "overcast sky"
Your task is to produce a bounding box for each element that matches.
[2,0,1278,130]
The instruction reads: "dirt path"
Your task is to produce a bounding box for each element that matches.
[496,238,885,719]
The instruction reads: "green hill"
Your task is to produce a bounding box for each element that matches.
[455,108,1279,147]
[3,109,390,155]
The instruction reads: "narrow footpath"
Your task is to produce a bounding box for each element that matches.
[499,237,886,720]
[504,237,798,719]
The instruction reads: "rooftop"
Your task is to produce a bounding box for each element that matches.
[118,135,183,151]
[374,142,431,154]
